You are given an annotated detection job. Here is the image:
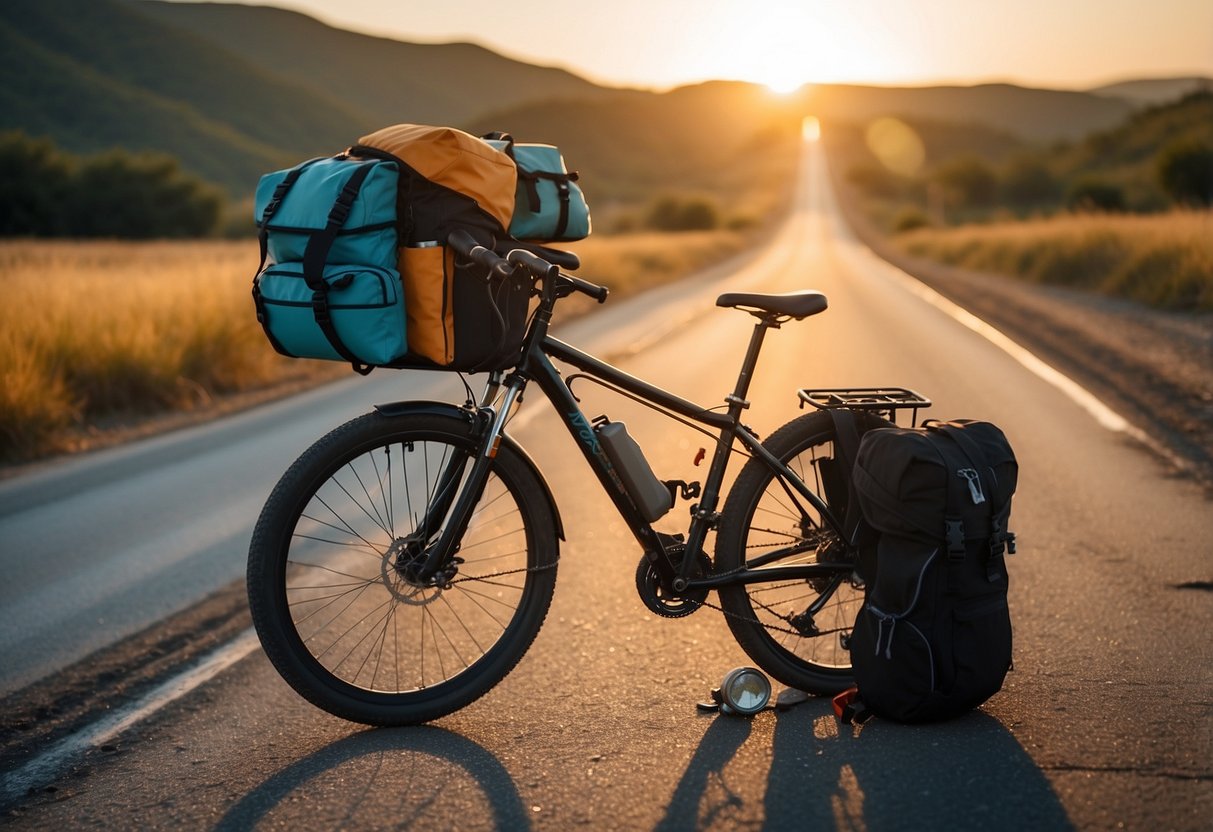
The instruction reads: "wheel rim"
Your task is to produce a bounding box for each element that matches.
[281,435,535,695]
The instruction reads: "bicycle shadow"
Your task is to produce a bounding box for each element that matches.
[658,702,1075,831]
[214,725,530,831]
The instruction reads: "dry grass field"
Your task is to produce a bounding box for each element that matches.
[0,230,752,464]
[896,210,1213,310]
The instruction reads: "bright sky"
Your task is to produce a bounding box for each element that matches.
[218,0,1213,91]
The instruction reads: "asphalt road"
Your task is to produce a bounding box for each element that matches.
[2,139,1211,829]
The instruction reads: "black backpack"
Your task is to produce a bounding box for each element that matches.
[847,419,1018,722]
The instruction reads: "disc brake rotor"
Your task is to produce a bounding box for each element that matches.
[381,537,443,605]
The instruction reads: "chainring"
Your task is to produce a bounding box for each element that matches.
[635,548,713,618]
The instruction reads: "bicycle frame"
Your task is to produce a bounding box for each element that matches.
[412,270,853,598]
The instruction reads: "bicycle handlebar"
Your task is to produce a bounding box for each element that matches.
[447,229,513,280]
[446,229,609,304]
[507,248,609,304]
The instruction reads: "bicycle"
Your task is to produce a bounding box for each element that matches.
[247,231,931,726]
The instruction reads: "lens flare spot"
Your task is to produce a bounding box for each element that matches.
[865,117,925,176]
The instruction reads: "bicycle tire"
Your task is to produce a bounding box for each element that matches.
[248,410,558,726]
[715,410,889,695]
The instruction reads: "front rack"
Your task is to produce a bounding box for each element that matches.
[797,387,932,426]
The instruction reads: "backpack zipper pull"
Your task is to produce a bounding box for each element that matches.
[958,468,985,504]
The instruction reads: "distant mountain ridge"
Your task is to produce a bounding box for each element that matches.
[0,0,1198,197]
[1088,77,1211,104]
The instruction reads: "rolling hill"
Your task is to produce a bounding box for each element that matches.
[1089,77,1211,105]
[131,0,613,127]
[1,0,1197,203]
[0,0,615,192]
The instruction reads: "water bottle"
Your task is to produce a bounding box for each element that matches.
[594,419,673,522]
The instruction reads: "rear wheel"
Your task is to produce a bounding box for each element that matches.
[247,410,558,726]
[715,410,888,694]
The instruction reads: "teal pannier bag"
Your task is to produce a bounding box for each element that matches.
[252,154,405,371]
[253,262,406,366]
[254,156,399,267]
[484,133,591,242]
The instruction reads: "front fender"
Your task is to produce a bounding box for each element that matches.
[373,399,564,540]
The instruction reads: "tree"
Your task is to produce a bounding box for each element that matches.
[0,132,224,238]
[933,156,997,209]
[68,150,224,238]
[1000,154,1059,207]
[1065,176,1126,212]
[0,132,73,235]
[1157,139,1213,206]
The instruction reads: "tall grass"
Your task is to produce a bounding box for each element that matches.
[0,241,335,462]
[1,230,751,463]
[896,211,1213,310]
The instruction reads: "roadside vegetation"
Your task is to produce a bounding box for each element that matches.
[825,90,1213,310]
[0,103,798,466]
[897,211,1213,310]
[0,226,765,465]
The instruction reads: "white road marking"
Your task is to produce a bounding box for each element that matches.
[1,629,260,806]
[858,244,1184,470]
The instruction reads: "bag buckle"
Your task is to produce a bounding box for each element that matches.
[990,531,1017,559]
[311,291,331,324]
[946,519,966,561]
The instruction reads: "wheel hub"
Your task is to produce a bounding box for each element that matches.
[381,537,447,604]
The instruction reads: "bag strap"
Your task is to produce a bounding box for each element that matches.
[481,131,515,157]
[253,157,326,362]
[929,422,1009,581]
[255,157,325,274]
[301,161,378,375]
[826,408,864,544]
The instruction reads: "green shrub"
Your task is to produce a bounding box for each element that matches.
[1065,177,1126,212]
[1000,154,1060,207]
[933,156,997,209]
[1157,139,1213,206]
[644,194,721,231]
[892,205,931,233]
[0,132,224,238]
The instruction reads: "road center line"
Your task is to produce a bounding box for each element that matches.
[1,628,260,807]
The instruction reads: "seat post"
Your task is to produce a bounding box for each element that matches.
[726,317,777,415]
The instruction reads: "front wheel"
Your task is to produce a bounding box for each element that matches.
[715,410,889,695]
[247,410,559,726]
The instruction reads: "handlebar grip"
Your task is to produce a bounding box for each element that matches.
[506,247,558,279]
[569,275,609,304]
[447,229,512,280]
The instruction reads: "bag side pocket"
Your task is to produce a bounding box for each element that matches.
[401,244,454,365]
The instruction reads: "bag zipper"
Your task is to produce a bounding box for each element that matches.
[260,264,395,306]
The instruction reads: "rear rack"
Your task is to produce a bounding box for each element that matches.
[797,387,932,426]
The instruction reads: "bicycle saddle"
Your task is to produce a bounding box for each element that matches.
[716,290,828,319]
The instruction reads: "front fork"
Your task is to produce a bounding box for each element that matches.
[410,372,519,584]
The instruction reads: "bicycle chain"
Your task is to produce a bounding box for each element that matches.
[449,558,559,586]
[452,558,850,641]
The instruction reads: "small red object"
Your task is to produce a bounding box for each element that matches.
[832,686,859,720]
[693,448,706,466]
[832,686,871,724]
